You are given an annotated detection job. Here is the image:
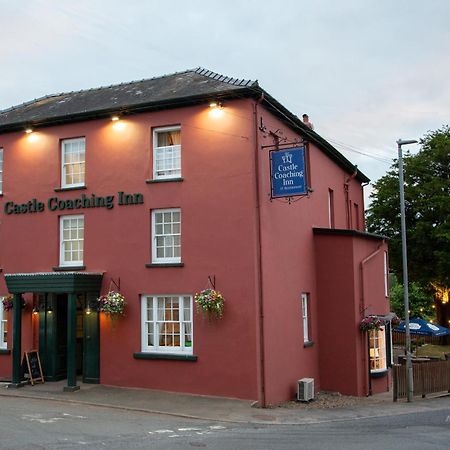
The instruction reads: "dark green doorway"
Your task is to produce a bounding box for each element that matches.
[38,293,100,383]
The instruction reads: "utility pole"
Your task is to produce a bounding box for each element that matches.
[397,138,418,403]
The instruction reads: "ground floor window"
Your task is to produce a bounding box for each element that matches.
[369,326,387,372]
[0,301,7,349]
[141,295,192,354]
[301,293,312,344]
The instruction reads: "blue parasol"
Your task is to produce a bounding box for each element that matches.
[395,317,450,336]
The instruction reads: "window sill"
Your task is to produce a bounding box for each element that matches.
[133,352,197,361]
[146,177,184,184]
[145,263,184,268]
[54,186,87,192]
[303,341,314,348]
[0,349,11,355]
[53,265,86,272]
[370,369,388,378]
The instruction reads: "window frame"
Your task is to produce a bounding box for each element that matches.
[0,300,7,349]
[301,292,312,344]
[369,325,388,373]
[152,126,181,180]
[384,251,389,297]
[59,214,85,267]
[141,294,193,355]
[0,148,3,195]
[328,188,335,228]
[61,137,86,188]
[151,208,181,264]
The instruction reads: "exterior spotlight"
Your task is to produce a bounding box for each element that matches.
[111,116,120,121]
[209,101,223,109]
[209,101,224,118]
[32,307,39,315]
[47,306,53,314]
[25,128,33,134]
[85,306,92,315]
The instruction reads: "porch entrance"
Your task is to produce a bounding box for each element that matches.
[37,293,100,384]
[4,272,103,391]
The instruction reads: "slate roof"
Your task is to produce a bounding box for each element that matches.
[0,67,369,182]
[0,68,257,130]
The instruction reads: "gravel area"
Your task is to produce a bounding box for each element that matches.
[277,391,389,409]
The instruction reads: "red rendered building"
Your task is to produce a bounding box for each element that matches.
[0,68,391,405]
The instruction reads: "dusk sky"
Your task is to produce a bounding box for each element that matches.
[1,0,449,205]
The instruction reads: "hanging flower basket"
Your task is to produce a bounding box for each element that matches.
[2,295,26,311]
[194,289,225,318]
[97,291,126,318]
[359,316,383,332]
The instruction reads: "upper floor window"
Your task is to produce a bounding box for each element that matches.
[328,188,335,228]
[141,295,193,354]
[153,127,181,180]
[0,148,3,194]
[152,208,181,264]
[60,215,84,267]
[61,138,85,188]
[384,251,389,297]
[354,203,360,230]
[0,301,7,349]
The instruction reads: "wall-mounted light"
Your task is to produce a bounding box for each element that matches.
[25,128,33,134]
[209,101,223,109]
[111,115,120,122]
[32,307,39,315]
[85,305,92,315]
[47,306,53,314]
[209,101,224,118]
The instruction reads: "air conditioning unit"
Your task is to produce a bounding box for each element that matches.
[297,378,315,402]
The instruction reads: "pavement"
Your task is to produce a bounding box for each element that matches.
[0,380,448,425]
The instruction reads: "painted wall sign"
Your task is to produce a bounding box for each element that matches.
[270,147,307,198]
[3,191,144,215]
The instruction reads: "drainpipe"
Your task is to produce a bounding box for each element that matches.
[359,242,383,396]
[253,94,266,407]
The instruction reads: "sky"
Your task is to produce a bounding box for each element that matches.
[1,0,449,207]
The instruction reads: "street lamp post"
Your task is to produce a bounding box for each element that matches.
[397,138,418,403]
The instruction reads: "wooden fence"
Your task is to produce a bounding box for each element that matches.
[392,331,446,346]
[393,360,450,401]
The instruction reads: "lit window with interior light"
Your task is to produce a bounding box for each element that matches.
[61,137,86,188]
[369,326,387,373]
[140,294,193,354]
[153,127,181,180]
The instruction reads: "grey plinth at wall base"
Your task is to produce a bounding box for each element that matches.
[7,382,26,389]
[63,385,80,392]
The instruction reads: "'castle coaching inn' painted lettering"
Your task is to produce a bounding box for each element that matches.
[3,192,144,215]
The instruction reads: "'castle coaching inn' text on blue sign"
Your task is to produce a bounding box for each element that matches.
[270,147,307,198]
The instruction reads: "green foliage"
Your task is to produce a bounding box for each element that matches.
[389,282,434,320]
[366,125,450,289]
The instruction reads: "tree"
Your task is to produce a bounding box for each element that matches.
[389,282,434,320]
[366,126,450,321]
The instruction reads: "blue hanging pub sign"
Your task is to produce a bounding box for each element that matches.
[270,147,308,198]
